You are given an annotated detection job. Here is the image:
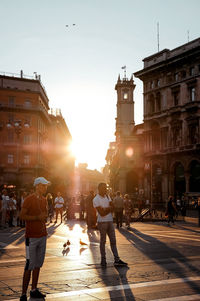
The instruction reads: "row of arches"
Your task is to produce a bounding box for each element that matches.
[146,119,199,150]
[125,160,200,198]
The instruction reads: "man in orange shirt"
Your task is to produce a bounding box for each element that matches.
[19,177,50,301]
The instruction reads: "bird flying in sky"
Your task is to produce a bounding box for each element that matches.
[66,24,76,27]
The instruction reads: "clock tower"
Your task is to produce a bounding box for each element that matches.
[115,73,135,142]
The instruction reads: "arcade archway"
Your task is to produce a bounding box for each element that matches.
[189,160,200,192]
[126,170,138,194]
[174,162,186,197]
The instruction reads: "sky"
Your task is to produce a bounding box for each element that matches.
[1,0,200,171]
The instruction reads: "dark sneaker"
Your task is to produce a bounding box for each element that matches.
[114,259,128,266]
[20,294,27,301]
[30,289,46,299]
[101,260,107,267]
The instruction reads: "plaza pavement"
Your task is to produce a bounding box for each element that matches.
[0,218,200,300]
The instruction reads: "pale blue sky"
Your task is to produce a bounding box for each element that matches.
[1,0,200,170]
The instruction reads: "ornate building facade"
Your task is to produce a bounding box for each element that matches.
[107,37,200,205]
[0,71,74,193]
[134,37,200,202]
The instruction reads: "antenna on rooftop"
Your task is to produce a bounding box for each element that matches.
[157,22,160,52]
[187,30,190,43]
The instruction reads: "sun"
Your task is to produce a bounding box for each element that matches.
[68,139,88,165]
[68,138,105,170]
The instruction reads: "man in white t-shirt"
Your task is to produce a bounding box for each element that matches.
[1,189,9,228]
[93,183,127,267]
[54,192,64,223]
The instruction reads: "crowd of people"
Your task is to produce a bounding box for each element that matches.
[0,185,189,231]
[1,177,199,301]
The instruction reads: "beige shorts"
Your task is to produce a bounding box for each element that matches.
[25,236,47,270]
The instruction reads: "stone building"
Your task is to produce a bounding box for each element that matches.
[107,38,200,205]
[0,71,74,193]
[134,37,200,202]
[74,163,105,195]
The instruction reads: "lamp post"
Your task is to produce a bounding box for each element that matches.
[6,120,30,177]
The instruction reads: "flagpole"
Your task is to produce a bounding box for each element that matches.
[121,66,126,79]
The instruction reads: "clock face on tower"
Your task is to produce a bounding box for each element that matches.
[123,92,128,100]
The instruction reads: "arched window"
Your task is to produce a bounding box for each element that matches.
[174,162,185,197]
[189,161,200,192]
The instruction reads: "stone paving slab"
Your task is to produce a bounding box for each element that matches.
[1,221,200,300]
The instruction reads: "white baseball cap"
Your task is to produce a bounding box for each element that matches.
[33,177,50,186]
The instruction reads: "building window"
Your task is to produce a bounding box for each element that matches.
[190,67,195,76]
[123,92,128,100]
[173,91,179,106]
[161,128,168,149]
[148,94,155,114]
[24,135,32,144]
[8,97,15,106]
[181,70,186,79]
[24,155,30,164]
[174,73,179,81]
[24,99,32,108]
[151,81,154,89]
[188,124,198,144]
[156,92,161,112]
[7,131,14,143]
[189,87,196,101]
[172,126,181,147]
[8,154,14,164]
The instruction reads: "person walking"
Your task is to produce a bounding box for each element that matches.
[46,193,54,223]
[1,189,9,228]
[19,177,50,301]
[124,194,133,230]
[54,192,64,223]
[85,191,97,230]
[79,194,85,220]
[19,192,27,227]
[113,191,124,228]
[8,192,17,227]
[93,183,127,267]
[166,196,177,225]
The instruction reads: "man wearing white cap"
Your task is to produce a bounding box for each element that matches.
[19,177,50,301]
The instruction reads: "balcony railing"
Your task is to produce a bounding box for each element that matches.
[0,102,51,121]
[0,70,47,95]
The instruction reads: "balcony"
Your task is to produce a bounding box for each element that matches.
[0,102,51,122]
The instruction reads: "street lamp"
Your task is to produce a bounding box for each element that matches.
[6,120,30,171]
